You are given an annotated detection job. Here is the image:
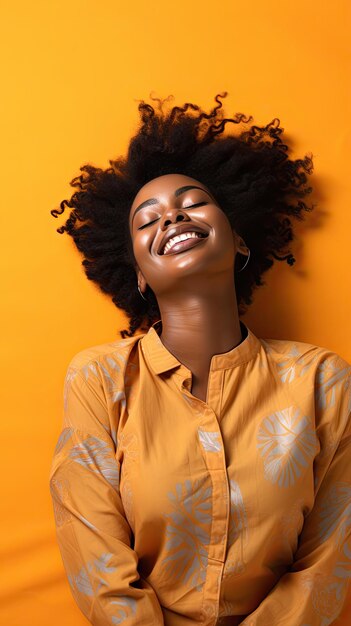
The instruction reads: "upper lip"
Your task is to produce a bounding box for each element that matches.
[157,223,209,255]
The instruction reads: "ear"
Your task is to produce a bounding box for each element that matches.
[135,266,147,291]
[232,230,249,255]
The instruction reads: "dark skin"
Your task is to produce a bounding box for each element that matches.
[128,173,250,403]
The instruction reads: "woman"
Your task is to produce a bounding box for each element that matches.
[49,93,351,625]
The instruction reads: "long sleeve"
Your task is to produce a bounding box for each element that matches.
[240,360,351,625]
[49,364,164,626]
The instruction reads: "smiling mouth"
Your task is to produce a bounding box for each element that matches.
[161,233,208,256]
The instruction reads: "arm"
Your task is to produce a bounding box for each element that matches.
[240,363,351,625]
[49,364,164,626]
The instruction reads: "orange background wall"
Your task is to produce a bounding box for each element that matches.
[1,1,350,624]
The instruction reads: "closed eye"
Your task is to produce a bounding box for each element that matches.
[137,202,207,230]
[138,218,159,230]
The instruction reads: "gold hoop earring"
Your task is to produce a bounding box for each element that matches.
[236,248,251,272]
[138,284,148,301]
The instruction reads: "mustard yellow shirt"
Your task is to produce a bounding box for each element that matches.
[49,320,351,625]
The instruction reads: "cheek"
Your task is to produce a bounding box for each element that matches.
[210,208,234,241]
[131,232,157,273]
[134,231,151,255]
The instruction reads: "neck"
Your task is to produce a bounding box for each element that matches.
[156,275,243,382]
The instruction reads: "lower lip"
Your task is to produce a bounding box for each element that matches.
[162,236,208,256]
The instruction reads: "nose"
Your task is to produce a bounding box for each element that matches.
[161,208,191,230]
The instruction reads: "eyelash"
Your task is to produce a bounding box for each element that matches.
[137,202,207,230]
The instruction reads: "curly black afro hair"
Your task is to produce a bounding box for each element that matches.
[51,92,315,339]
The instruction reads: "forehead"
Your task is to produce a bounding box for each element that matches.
[130,173,206,209]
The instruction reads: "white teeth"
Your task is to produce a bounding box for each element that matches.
[162,231,202,254]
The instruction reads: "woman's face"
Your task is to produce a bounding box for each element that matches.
[128,173,244,297]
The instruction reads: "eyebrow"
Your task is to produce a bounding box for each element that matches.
[131,185,214,225]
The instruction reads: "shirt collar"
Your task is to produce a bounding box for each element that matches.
[140,319,261,374]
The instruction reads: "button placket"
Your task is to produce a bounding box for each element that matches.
[180,367,231,625]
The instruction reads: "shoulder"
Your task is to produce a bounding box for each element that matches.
[63,332,145,408]
[60,332,146,439]
[261,334,351,441]
[67,332,145,376]
[260,335,330,360]
[260,335,351,384]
